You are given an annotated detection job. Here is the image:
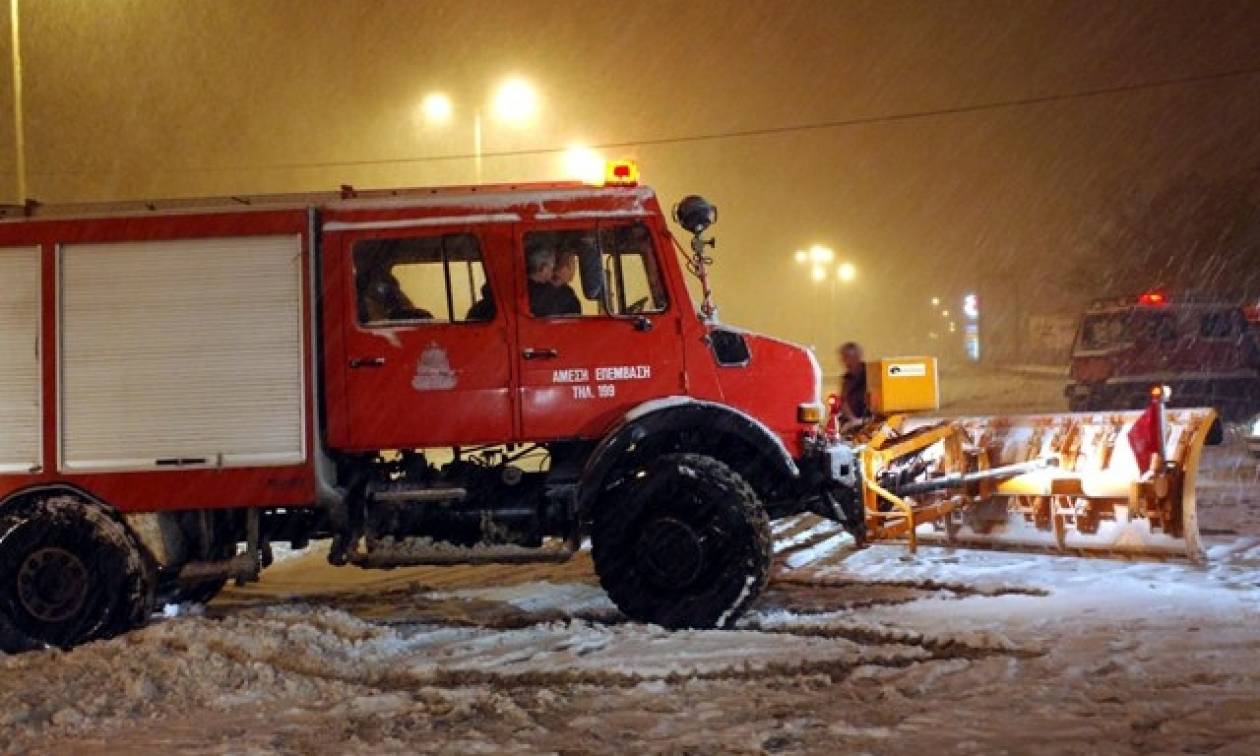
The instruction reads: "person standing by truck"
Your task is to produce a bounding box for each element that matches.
[838,341,869,420]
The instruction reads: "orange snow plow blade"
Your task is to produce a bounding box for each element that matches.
[856,406,1217,561]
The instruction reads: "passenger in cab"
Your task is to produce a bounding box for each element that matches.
[547,248,583,316]
[359,268,432,323]
[526,241,558,316]
[465,282,496,321]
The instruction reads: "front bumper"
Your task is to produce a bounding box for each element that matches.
[796,435,860,490]
[822,442,859,488]
[795,436,866,538]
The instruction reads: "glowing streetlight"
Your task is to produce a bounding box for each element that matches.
[417,77,543,184]
[810,265,827,282]
[930,296,941,306]
[837,262,856,283]
[418,92,453,125]
[492,77,539,124]
[562,145,605,184]
[808,244,834,264]
[794,249,807,264]
[941,309,950,318]
[962,293,980,320]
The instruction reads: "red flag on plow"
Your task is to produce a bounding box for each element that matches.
[1126,390,1166,473]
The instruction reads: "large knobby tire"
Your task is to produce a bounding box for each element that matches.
[0,495,154,652]
[591,453,771,629]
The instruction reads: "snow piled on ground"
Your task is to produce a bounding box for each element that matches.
[0,606,377,734]
[1,375,1257,753]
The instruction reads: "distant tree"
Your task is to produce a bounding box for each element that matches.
[1064,168,1260,301]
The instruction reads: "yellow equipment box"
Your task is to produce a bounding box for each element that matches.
[867,356,939,414]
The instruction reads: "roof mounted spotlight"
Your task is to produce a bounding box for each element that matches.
[673,195,720,323]
[673,195,718,235]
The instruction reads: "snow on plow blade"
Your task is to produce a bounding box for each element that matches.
[859,406,1218,561]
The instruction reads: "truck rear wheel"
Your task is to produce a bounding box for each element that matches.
[0,495,154,652]
[591,453,771,629]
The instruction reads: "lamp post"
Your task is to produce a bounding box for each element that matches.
[793,245,856,353]
[7,0,26,202]
[419,77,539,184]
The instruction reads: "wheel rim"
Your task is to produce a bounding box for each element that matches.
[15,547,91,624]
[636,516,707,589]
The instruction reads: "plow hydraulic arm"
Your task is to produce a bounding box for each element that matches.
[891,457,1058,497]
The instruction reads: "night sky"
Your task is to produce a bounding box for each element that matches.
[3,0,1259,368]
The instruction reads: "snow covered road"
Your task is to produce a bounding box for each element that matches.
[2,380,1258,753]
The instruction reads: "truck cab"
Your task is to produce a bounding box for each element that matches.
[318,183,819,458]
[1065,291,1260,418]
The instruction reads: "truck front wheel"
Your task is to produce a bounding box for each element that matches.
[591,453,771,629]
[0,495,154,652]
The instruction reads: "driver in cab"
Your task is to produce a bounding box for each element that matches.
[527,240,583,317]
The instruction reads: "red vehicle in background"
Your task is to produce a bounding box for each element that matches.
[1065,291,1260,418]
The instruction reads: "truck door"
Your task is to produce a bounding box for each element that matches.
[326,223,516,450]
[514,220,685,440]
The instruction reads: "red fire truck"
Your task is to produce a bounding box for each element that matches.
[1065,291,1260,418]
[0,168,861,650]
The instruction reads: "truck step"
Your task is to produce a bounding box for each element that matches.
[370,486,467,504]
[346,536,577,568]
[176,552,260,585]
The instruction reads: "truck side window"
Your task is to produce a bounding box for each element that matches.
[1081,315,1128,350]
[1138,313,1177,344]
[600,224,669,316]
[1199,311,1236,340]
[522,223,668,318]
[353,234,493,325]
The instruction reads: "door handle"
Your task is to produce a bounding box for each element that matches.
[349,356,386,369]
[633,316,654,332]
[522,347,559,360]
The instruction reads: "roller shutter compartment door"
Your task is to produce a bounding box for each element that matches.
[0,246,42,473]
[60,235,305,471]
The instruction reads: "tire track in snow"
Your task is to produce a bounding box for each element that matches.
[772,574,1048,599]
[742,618,1040,660]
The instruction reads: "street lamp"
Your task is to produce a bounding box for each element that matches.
[418,92,453,126]
[491,78,539,124]
[418,77,541,184]
[562,145,605,184]
[8,0,27,202]
[789,244,857,354]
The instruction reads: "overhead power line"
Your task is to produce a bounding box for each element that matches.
[31,63,1260,177]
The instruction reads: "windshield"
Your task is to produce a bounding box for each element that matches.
[1079,311,1176,350]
